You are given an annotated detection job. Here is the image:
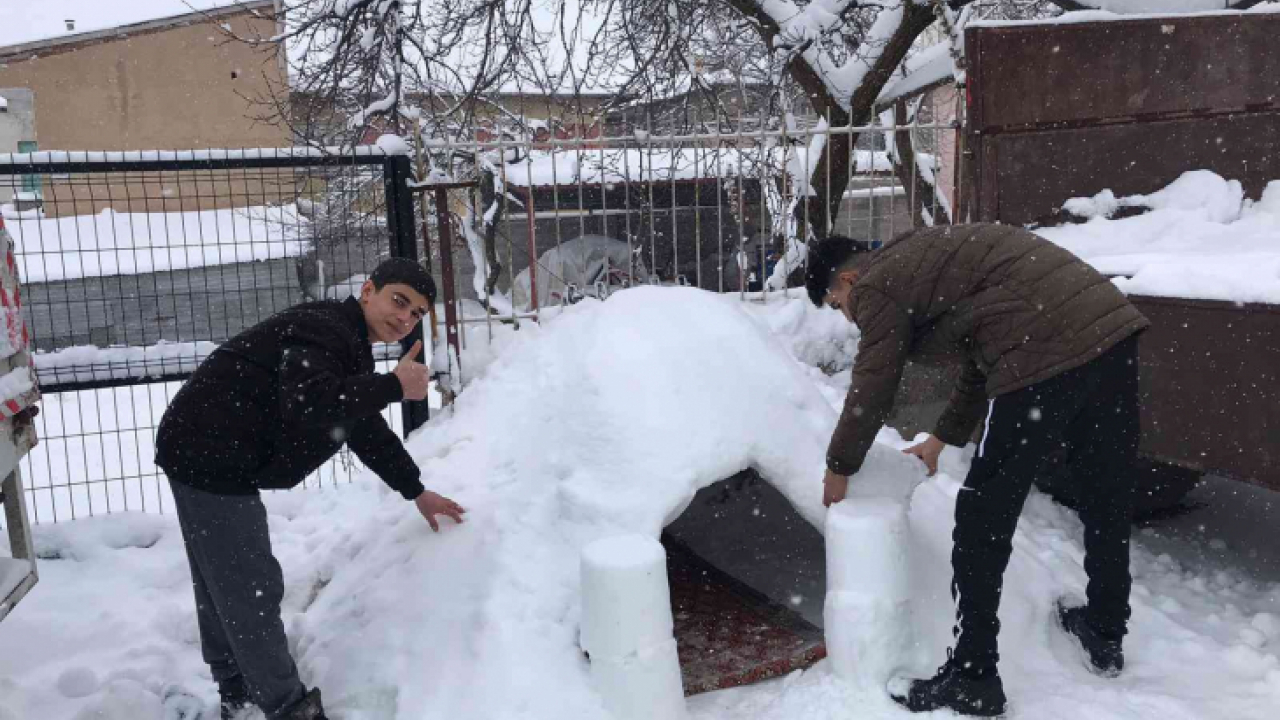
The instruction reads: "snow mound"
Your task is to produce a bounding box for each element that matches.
[286,286,913,719]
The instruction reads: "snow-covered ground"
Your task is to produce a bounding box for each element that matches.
[2,204,308,283]
[1,288,1277,720]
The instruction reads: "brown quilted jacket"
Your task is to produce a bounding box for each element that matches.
[827,223,1149,476]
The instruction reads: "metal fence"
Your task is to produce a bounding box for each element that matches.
[0,148,428,523]
[417,118,955,387]
[0,118,956,524]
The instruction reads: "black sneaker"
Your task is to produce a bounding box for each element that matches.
[217,676,252,720]
[1057,599,1124,677]
[889,656,1007,717]
[275,688,327,720]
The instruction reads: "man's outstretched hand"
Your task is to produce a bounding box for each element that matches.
[903,435,946,476]
[414,490,466,532]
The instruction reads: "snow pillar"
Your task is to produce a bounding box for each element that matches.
[823,498,915,686]
[580,535,687,720]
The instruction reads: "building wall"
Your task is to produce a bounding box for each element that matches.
[0,10,286,152]
[0,9,289,216]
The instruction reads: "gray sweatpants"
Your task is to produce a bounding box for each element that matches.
[169,479,306,718]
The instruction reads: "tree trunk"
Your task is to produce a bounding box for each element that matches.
[726,0,938,239]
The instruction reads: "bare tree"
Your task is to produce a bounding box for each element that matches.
[235,0,1236,298]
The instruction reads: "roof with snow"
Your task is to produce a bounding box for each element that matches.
[0,0,275,56]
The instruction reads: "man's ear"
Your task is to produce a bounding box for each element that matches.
[837,268,859,286]
[359,280,375,302]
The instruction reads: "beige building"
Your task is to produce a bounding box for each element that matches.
[0,0,289,213]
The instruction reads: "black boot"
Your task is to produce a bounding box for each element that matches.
[1057,599,1124,677]
[274,688,327,720]
[889,655,1007,717]
[217,676,252,720]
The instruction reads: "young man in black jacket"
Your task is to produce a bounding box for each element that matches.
[156,258,465,720]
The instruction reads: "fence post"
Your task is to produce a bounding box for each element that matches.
[384,155,431,433]
[433,186,463,389]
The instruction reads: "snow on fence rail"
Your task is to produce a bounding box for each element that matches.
[0,144,403,167]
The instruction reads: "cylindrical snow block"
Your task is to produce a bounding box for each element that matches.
[824,593,914,685]
[588,638,687,720]
[825,499,912,601]
[824,499,915,685]
[580,534,675,658]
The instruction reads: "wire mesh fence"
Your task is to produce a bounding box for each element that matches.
[1,115,957,524]
[0,149,418,524]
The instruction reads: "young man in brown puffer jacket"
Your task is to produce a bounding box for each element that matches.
[807,224,1148,717]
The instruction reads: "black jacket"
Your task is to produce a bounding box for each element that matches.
[155,297,425,500]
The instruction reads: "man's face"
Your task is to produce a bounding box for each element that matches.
[823,269,859,323]
[360,281,430,343]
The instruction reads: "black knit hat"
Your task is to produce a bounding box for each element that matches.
[370,257,436,304]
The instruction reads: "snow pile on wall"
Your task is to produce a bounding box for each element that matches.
[1038,171,1280,304]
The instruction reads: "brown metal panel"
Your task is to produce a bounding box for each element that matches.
[1130,296,1280,491]
[968,14,1280,132]
[987,111,1280,226]
[977,138,1001,222]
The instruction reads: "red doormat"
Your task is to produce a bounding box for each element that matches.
[664,536,827,695]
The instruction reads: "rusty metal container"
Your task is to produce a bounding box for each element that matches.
[949,12,1280,496]
[966,12,1280,227]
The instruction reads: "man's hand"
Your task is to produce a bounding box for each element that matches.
[903,435,946,476]
[394,340,430,401]
[414,490,466,532]
[823,469,850,507]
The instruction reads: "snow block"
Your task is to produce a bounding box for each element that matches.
[588,638,687,720]
[823,499,915,685]
[581,535,686,720]
[824,592,914,686]
[825,499,911,600]
[580,535,675,658]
